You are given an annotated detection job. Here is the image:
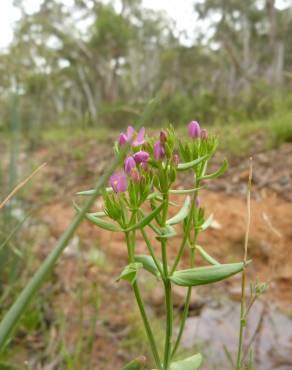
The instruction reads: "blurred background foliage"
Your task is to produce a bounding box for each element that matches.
[0,0,292,132]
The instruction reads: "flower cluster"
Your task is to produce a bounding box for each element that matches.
[110,120,209,194]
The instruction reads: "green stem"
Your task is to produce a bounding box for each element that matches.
[171,185,200,358]
[236,159,252,370]
[133,281,162,370]
[141,227,164,278]
[170,193,197,274]
[236,268,246,370]
[163,277,173,370]
[125,231,162,370]
[171,247,196,358]
[160,192,173,370]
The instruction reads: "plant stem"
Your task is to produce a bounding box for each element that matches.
[125,231,162,370]
[170,190,198,274]
[163,277,173,370]
[133,281,162,370]
[160,192,173,370]
[235,158,252,370]
[171,183,200,358]
[171,246,196,358]
[140,226,164,278]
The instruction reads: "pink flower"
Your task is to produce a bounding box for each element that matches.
[118,126,145,147]
[118,126,134,146]
[154,141,165,160]
[124,156,136,175]
[110,172,127,193]
[133,151,149,164]
[132,127,145,147]
[188,121,201,139]
[200,129,208,140]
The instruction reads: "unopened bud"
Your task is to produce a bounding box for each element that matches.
[160,130,167,144]
[200,129,208,140]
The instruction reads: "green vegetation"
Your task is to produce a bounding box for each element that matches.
[0,1,292,130]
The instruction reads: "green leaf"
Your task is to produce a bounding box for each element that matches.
[77,187,113,196]
[120,356,146,370]
[169,187,201,195]
[125,203,164,232]
[155,225,177,240]
[195,245,220,265]
[199,159,228,181]
[166,196,191,226]
[88,211,106,217]
[177,155,208,171]
[170,262,247,287]
[74,203,122,232]
[197,214,213,231]
[134,255,161,278]
[170,353,203,370]
[117,263,143,284]
[85,213,122,232]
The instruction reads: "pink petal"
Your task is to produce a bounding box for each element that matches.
[127,126,135,141]
[118,133,128,145]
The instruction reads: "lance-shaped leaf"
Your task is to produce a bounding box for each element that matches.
[134,255,161,278]
[121,356,146,370]
[196,214,213,231]
[77,187,113,196]
[117,263,143,284]
[125,203,164,232]
[85,213,123,232]
[85,213,122,232]
[88,211,106,217]
[166,196,190,226]
[170,262,247,287]
[169,187,201,195]
[177,155,208,171]
[170,353,203,370]
[74,203,122,232]
[156,225,177,241]
[199,159,228,181]
[196,245,220,265]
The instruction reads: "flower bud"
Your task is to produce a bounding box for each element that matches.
[160,130,167,144]
[154,141,165,160]
[118,133,127,146]
[196,197,200,208]
[188,121,201,139]
[124,156,136,175]
[133,151,149,164]
[130,169,140,183]
[172,153,179,166]
[140,161,149,171]
[200,129,208,140]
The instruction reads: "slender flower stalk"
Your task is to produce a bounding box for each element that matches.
[236,158,253,370]
[160,191,173,370]
[171,187,200,358]
[125,230,162,370]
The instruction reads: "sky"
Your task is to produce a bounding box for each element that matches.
[0,0,196,49]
